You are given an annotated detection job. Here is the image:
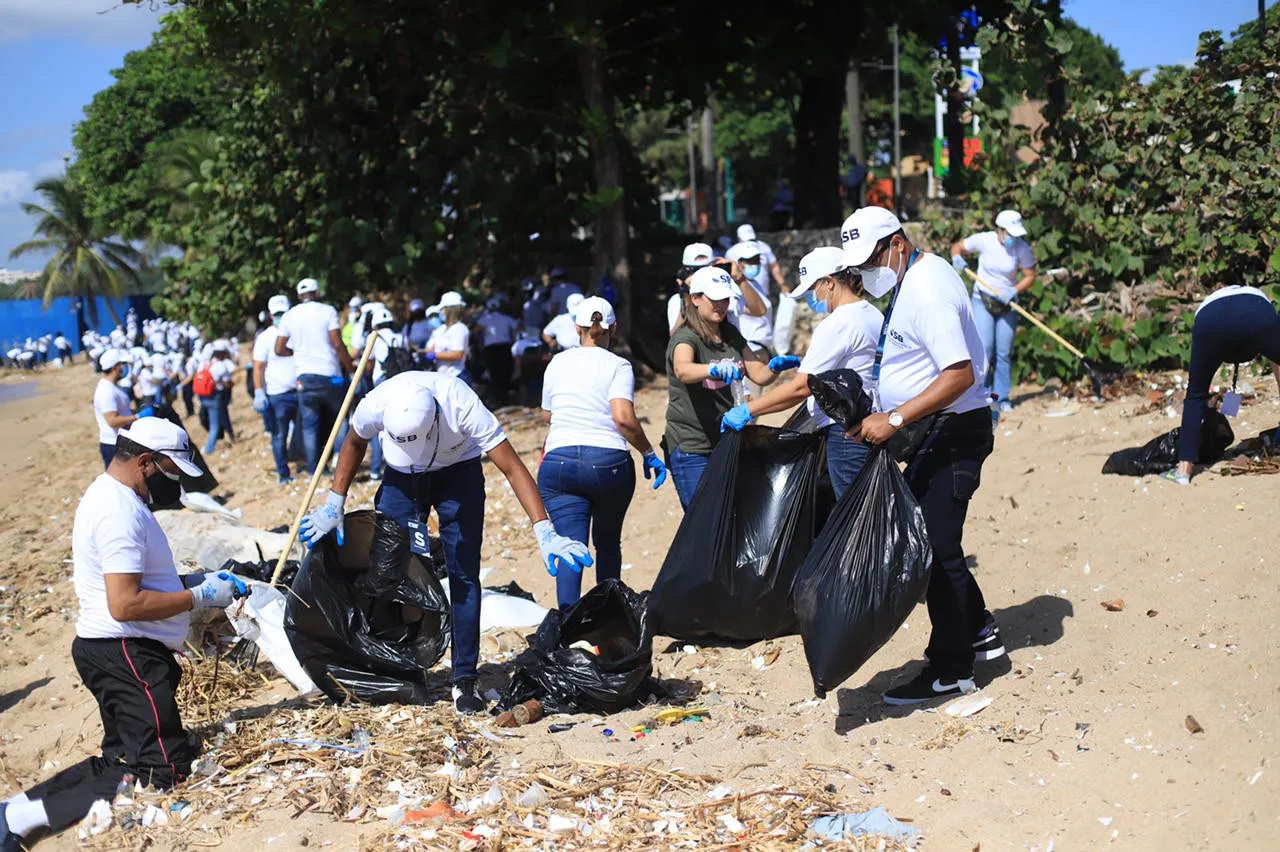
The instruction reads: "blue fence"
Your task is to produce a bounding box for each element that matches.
[0,295,156,352]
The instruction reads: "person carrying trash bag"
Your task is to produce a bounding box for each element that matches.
[721,246,884,499]
[839,206,1005,706]
[538,296,668,609]
[664,265,779,509]
[297,371,591,715]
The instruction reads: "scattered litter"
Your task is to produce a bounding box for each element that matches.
[1100,599,1126,612]
[1098,816,1113,827]
[944,692,993,718]
[514,782,549,808]
[494,699,543,728]
[180,491,243,520]
[548,722,576,734]
[1184,715,1205,735]
[547,814,577,834]
[810,807,920,844]
[1146,609,1159,617]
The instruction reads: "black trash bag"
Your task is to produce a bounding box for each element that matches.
[1102,409,1234,475]
[500,580,655,715]
[648,424,828,642]
[284,510,451,705]
[808,368,874,432]
[220,558,300,587]
[793,448,933,698]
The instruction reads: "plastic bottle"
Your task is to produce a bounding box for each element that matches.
[114,774,136,806]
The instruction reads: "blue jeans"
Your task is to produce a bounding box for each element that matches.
[825,425,871,500]
[297,374,348,474]
[375,458,485,683]
[971,293,1018,404]
[267,390,298,480]
[537,447,636,607]
[669,448,711,510]
[201,393,232,454]
[99,443,115,470]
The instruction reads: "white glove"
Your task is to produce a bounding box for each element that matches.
[253,388,268,413]
[951,254,968,272]
[300,490,346,547]
[190,571,249,609]
[534,520,593,577]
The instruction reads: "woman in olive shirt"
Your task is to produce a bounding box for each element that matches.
[664,265,778,508]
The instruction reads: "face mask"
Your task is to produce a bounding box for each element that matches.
[805,288,829,315]
[861,243,905,299]
[1002,235,1017,249]
[144,460,182,508]
[742,264,761,278]
[426,316,443,332]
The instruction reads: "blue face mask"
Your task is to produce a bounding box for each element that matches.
[805,289,829,315]
[742,264,761,278]
[426,315,444,332]
[1002,235,1017,249]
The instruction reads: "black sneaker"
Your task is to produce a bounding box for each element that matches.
[973,616,1006,662]
[882,670,976,706]
[451,679,486,715]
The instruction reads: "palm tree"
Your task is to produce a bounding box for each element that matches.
[9,176,141,327]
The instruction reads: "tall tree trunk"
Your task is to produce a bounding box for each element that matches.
[792,70,844,228]
[1043,0,1067,141]
[943,28,967,196]
[574,4,632,344]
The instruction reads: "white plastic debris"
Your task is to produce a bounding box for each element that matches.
[225,580,317,695]
[515,782,549,808]
[944,693,993,718]
[548,814,577,834]
[706,785,734,800]
[76,799,113,839]
[482,785,503,806]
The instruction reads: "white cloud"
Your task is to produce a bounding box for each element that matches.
[0,169,27,205]
[0,0,165,45]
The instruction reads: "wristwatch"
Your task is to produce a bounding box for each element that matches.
[888,410,904,429]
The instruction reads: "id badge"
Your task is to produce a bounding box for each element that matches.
[1220,391,1242,418]
[406,520,431,557]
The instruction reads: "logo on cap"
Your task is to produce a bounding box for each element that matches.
[389,433,418,444]
[841,228,860,245]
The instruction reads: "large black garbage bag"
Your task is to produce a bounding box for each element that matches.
[500,580,655,714]
[1102,409,1234,475]
[284,510,450,704]
[793,448,933,698]
[648,424,828,642]
[808,369,874,431]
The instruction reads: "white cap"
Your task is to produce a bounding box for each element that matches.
[381,389,438,468]
[565,292,585,314]
[688,266,737,301]
[681,242,715,267]
[438,290,465,309]
[409,298,426,312]
[100,350,125,371]
[995,209,1027,237]
[840,206,903,267]
[296,277,320,295]
[117,418,203,477]
[794,247,850,298]
[736,224,757,242]
[348,295,363,308]
[726,241,764,263]
[267,294,291,315]
[212,338,231,353]
[369,306,395,328]
[425,304,442,317]
[149,353,166,368]
[574,296,616,328]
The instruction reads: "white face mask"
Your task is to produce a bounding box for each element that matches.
[861,242,905,298]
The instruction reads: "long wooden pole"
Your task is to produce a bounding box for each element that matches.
[964,267,1088,361]
[270,331,379,586]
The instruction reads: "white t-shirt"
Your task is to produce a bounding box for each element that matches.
[1196,285,1272,315]
[94,378,133,445]
[799,300,884,429]
[209,358,236,388]
[73,474,189,650]
[276,301,341,377]
[428,322,470,379]
[370,328,405,384]
[735,267,774,347]
[351,372,506,473]
[252,326,297,396]
[541,347,634,453]
[542,313,581,350]
[877,253,990,415]
[476,311,518,347]
[963,231,1036,303]
[134,368,162,399]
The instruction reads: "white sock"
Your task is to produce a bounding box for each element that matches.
[5,798,48,837]
[2,792,28,806]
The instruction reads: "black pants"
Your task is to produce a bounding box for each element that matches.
[181,383,195,417]
[483,344,514,402]
[905,408,994,680]
[24,637,194,833]
[99,443,115,470]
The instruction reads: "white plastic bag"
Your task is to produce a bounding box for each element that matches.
[226,580,317,695]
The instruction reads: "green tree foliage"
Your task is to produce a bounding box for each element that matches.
[8,177,143,326]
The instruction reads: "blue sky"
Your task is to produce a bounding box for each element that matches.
[0,1,1273,271]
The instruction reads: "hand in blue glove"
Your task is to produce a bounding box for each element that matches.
[299,490,346,548]
[994,288,1015,305]
[642,450,667,490]
[136,405,156,418]
[534,519,593,577]
[423,351,438,363]
[720,403,754,432]
[768,355,802,373]
[707,362,744,383]
[951,254,968,272]
[253,388,268,413]
[189,571,250,608]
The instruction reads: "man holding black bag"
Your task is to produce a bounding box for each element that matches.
[840,206,1005,705]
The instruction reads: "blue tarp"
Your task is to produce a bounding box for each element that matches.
[0,295,155,352]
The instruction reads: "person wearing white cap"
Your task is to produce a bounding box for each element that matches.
[737,224,796,354]
[538,296,667,608]
[253,294,299,483]
[542,292,586,352]
[720,246,884,498]
[341,295,364,353]
[474,296,519,401]
[426,290,471,383]
[297,371,591,715]
[94,350,149,469]
[363,305,413,480]
[725,239,776,349]
[664,265,779,509]
[275,278,355,474]
[667,244,767,337]
[0,419,247,849]
[199,340,238,455]
[547,266,583,317]
[838,206,1003,706]
[950,210,1037,416]
[405,298,439,352]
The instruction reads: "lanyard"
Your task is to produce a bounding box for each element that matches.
[870,248,922,384]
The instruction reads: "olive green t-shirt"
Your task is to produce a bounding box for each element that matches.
[664,324,749,456]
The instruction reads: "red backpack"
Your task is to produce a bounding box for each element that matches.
[192,364,216,398]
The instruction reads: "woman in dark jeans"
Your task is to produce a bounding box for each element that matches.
[538,297,668,607]
[664,266,778,508]
[1166,285,1280,485]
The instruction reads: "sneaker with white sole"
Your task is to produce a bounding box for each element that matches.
[882,670,976,706]
[1160,468,1190,486]
[452,679,486,715]
[973,617,1006,662]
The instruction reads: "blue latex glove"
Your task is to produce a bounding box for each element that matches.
[951,254,968,272]
[768,355,801,373]
[642,450,667,490]
[707,362,744,383]
[534,520,593,577]
[299,490,346,548]
[189,571,250,608]
[720,404,754,432]
[423,351,438,363]
[136,405,156,418]
[253,388,268,413]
